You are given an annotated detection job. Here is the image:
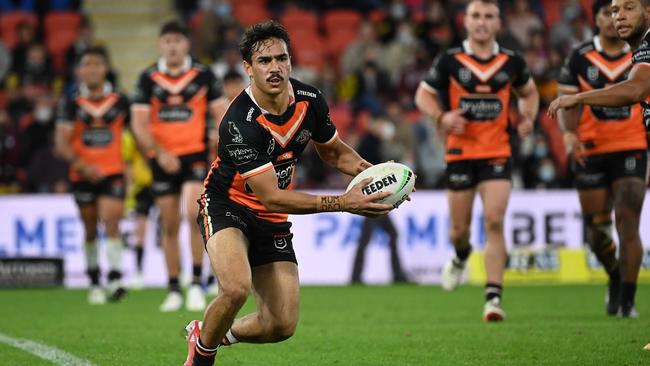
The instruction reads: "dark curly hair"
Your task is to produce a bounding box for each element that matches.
[239,20,291,64]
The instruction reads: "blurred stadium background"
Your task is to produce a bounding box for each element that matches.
[0,0,649,365]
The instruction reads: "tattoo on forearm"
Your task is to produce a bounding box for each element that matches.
[318,195,343,212]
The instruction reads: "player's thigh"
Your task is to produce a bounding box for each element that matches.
[612,176,646,215]
[206,228,252,292]
[97,196,124,237]
[251,261,300,326]
[181,181,204,222]
[477,179,511,223]
[577,188,612,217]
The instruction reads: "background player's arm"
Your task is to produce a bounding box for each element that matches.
[557,84,582,160]
[314,136,372,176]
[549,64,650,116]
[512,79,539,137]
[246,168,392,217]
[414,83,466,134]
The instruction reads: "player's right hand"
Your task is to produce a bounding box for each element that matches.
[157,150,181,174]
[563,132,585,167]
[440,109,467,135]
[343,178,393,217]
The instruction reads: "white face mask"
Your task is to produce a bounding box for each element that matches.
[34,106,53,123]
[538,164,556,182]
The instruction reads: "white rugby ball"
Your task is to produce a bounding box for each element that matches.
[345,162,415,208]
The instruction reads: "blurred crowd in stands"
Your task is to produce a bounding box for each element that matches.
[0,0,602,194]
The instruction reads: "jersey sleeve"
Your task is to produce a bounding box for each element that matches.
[421,54,449,93]
[557,49,580,88]
[55,96,76,126]
[219,118,274,179]
[132,71,153,105]
[511,52,532,88]
[311,90,338,144]
[206,70,222,102]
[120,94,132,128]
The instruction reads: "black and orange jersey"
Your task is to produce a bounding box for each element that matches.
[203,78,338,223]
[558,36,646,156]
[57,85,130,181]
[132,57,221,156]
[632,28,650,131]
[421,40,530,162]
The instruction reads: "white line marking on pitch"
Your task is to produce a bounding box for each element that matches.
[0,331,96,366]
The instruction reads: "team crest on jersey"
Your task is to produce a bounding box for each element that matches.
[228,121,243,143]
[587,66,599,81]
[494,72,508,83]
[459,68,472,83]
[295,130,312,145]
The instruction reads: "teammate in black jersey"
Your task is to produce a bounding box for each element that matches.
[182,21,395,366]
[549,0,650,318]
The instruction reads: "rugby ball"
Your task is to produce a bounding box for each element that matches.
[345,162,415,208]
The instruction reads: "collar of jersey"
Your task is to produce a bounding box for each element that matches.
[593,35,630,54]
[79,82,113,99]
[245,81,295,116]
[157,56,192,75]
[462,39,499,58]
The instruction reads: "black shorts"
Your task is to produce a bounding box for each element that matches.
[575,149,648,190]
[197,197,296,267]
[71,174,126,205]
[150,151,209,197]
[134,186,154,215]
[445,158,512,191]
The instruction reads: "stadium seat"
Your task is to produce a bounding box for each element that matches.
[325,28,358,64]
[291,32,325,71]
[541,0,563,28]
[0,11,37,48]
[233,2,271,26]
[189,10,207,33]
[328,102,352,137]
[323,10,361,35]
[43,12,81,74]
[280,8,318,34]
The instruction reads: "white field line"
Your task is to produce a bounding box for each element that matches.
[0,332,96,366]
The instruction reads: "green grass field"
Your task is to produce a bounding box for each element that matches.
[0,285,649,365]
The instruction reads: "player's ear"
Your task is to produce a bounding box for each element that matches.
[243,60,253,79]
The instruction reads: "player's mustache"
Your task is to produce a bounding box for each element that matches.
[267,74,283,81]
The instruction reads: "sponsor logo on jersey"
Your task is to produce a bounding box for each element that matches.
[296,90,317,98]
[82,128,113,147]
[226,144,259,166]
[276,151,294,162]
[459,96,503,121]
[246,107,255,122]
[158,105,193,121]
[274,159,296,189]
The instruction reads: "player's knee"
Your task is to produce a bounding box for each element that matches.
[584,214,613,253]
[483,213,504,233]
[268,317,297,342]
[218,283,249,309]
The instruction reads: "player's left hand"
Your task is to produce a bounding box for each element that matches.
[547,95,580,119]
[517,116,534,138]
